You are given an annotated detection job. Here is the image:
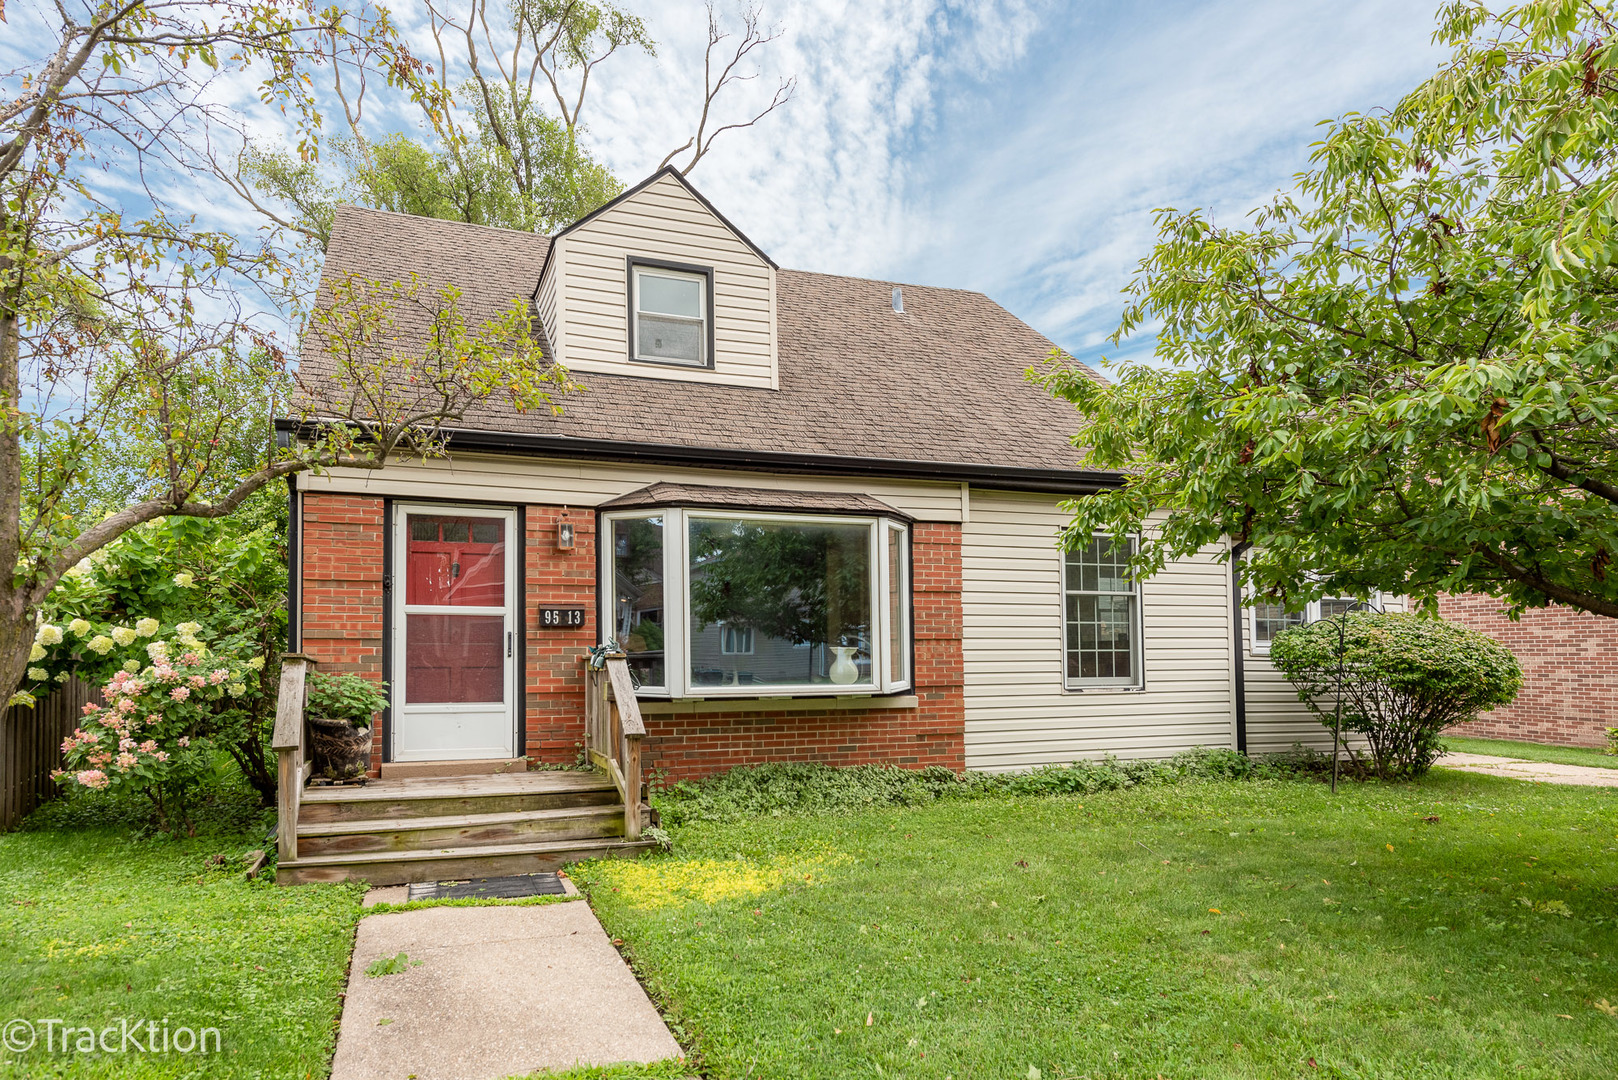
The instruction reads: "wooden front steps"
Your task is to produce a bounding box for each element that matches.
[278,771,656,886]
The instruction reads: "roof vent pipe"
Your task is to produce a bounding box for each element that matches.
[892,286,904,314]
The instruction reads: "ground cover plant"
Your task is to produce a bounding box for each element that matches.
[580,765,1618,1079]
[0,780,363,1079]
[1442,736,1618,772]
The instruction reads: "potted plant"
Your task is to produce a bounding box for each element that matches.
[305,673,389,781]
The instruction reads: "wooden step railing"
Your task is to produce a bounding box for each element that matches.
[271,654,314,864]
[583,653,644,840]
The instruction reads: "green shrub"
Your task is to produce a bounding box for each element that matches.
[1606,727,1618,757]
[652,748,1298,826]
[1268,612,1522,779]
[306,673,389,725]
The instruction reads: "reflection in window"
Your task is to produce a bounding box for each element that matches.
[1252,603,1307,644]
[633,266,706,366]
[1064,534,1140,687]
[405,514,505,607]
[688,516,873,688]
[611,516,665,689]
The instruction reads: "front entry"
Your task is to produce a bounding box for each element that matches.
[390,504,519,761]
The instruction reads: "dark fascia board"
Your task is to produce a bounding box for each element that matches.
[273,419,1126,495]
[532,166,778,299]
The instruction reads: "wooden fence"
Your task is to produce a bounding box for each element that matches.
[0,678,95,831]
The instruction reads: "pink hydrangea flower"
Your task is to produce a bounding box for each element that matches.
[154,664,176,681]
[115,752,136,769]
[146,714,161,725]
[81,701,100,715]
[169,686,190,702]
[119,737,135,751]
[116,698,137,714]
[88,752,111,767]
[187,675,206,690]
[153,751,169,763]
[138,740,157,753]
[182,652,202,667]
[210,669,229,685]
[76,769,109,790]
[177,736,190,747]
[60,735,76,754]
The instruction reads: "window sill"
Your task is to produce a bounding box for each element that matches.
[638,694,920,715]
[1064,685,1145,694]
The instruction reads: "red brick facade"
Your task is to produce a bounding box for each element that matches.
[1438,593,1618,748]
[297,494,967,781]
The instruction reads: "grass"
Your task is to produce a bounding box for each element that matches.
[1442,735,1618,771]
[0,784,363,1078]
[579,770,1618,1079]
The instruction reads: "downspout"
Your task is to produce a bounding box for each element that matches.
[284,472,301,654]
[1230,541,1250,755]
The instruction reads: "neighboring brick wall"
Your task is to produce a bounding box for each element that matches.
[295,500,967,779]
[1438,593,1618,748]
[298,493,387,768]
[639,521,966,781]
[523,506,594,765]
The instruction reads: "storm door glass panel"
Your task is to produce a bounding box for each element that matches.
[404,513,506,704]
[610,516,666,689]
[406,515,505,606]
[688,516,874,688]
[405,614,505,702]
[1064,535,1140,687]
[886,523,909,686]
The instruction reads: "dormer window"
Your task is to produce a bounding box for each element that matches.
[630,259,713,368]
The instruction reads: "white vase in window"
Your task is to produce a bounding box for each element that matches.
[829,646,858,685]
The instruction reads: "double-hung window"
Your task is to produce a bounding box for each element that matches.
[630,262,710,367]
[601,506,912,697]
[1249,593,1379,652]
[1062,534,1143,689]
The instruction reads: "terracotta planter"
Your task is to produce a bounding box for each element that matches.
[307,716,373,781]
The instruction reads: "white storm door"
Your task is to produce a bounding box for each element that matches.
[392,505,518,761]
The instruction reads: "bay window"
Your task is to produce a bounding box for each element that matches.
[602,507,912,697]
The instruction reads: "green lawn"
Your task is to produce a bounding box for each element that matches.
[579,771,1618,1079]
[1442,735,1618,771]
[0,790,363,1078]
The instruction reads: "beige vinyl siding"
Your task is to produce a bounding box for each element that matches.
[535,240,563,363]
[299,454,964,522]
[1241,594,1406,755]
[962,491,1237,771]
[554,173,777,389]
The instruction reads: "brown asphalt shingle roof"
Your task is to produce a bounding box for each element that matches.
[599,482,909,519]
[307,205,1106,476]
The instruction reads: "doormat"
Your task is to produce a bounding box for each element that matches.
[406,872,567,902]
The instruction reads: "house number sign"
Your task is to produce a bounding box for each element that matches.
[537,607,586,629]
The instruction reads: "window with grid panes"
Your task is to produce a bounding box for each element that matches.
[1063,534,1141,688]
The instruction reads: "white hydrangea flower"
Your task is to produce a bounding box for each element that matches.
[68,618,92,637]
[146,640,169,660]
[54,671,68,682]
[65,558,93,577]
[134,618,160,637]
[227,682,246,697]
[87,635,114,655]
[28,643,45,662]
[110,626,137,646]
[27,667,48,681]
[123,659,141,673]
[173,571,195,588]
[246,655,266,671]
[36,624,63,645]
[9,691,35,708]
[176,621,202,636]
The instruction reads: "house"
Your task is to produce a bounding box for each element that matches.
[273,168,1361,883]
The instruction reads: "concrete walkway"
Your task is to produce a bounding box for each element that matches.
[1439,751,1618,788]
[331,899,684,1080]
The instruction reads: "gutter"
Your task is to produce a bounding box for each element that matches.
[271,419,1128,496]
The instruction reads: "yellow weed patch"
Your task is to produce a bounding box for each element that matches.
[600,852,850,909]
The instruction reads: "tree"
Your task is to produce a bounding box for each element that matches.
[1268,612,1522,778]
[1036,0,1618,620]
[235,1,795,249]
[1,1,572,712]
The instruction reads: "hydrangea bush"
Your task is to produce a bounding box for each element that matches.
[23,517,286,825]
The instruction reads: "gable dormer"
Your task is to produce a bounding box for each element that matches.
[533,168,778,389]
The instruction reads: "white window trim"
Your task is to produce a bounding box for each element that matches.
[1248,591,1383,654]
[601,507,913,699]
[1061,532,1144,692]
[631,265,708,367]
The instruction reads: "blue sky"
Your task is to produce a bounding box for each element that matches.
[577,0,1447,371]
